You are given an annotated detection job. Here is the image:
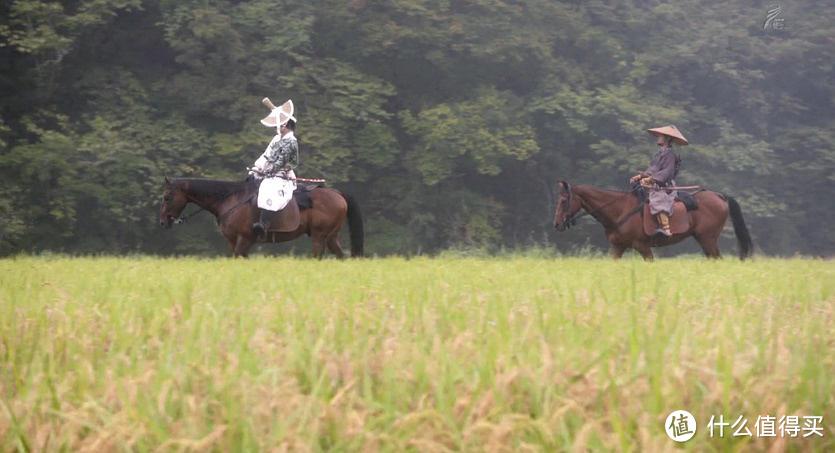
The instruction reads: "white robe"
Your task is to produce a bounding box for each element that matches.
[257,173,296,211]
[252,131,297,211]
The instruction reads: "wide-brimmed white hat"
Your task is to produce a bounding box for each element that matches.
[260,98,296,127]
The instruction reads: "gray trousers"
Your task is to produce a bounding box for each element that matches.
[649,184,675,215]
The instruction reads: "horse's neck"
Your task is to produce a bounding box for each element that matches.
[179,180,239,217]
[574,185,632,227]
[183,190,221,216]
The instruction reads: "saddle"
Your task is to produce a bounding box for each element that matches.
[676,191,699,211]
[631,184,699,211]
[293,184,321,210]
[253,184,320,233]
[266,198,300,232]
[634,184,700,236]
[643,202,691,236]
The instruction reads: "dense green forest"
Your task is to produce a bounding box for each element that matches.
[1,0,833,256]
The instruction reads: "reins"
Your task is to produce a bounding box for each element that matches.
[175,191,255,224]
[175,196,209,224]
[562,184,641,228]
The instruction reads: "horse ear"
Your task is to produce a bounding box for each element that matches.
[559,180,568,191]
[164,176,171,185]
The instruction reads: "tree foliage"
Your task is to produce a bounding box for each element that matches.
[1,0,833,255]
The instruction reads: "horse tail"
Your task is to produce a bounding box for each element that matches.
[726,196,753,260]
[340,192,364,257]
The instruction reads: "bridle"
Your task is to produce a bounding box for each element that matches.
[173,193,210,224]
[558,182,579,229]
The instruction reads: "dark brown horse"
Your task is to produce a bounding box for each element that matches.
[159,177,363,258]
[553,181,753,260]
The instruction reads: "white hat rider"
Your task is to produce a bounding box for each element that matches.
[251,98,298,176]
[251,98,299,238]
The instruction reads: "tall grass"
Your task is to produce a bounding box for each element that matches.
[0,257,832,451]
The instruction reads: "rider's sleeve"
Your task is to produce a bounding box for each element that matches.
[645,150,677,183]
[251,136,280,173]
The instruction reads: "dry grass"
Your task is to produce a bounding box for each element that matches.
[0,256,832,451]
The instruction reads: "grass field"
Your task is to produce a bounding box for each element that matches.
[0,256,832,451]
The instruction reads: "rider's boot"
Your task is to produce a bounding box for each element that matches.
[656,212,672,237]
[252,208,276,239]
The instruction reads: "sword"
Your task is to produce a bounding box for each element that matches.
[295,177,326,183]
[645,185,703,191]
[246,168,325,184]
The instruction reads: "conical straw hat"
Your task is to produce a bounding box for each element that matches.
[647,125,688,146]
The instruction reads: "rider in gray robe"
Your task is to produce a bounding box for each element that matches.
[630,125,688,236]
[643,144,679,216]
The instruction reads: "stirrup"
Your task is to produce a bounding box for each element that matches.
[252,222,266,238]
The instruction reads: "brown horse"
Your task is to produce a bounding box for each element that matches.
[552,181,753,260]
[159,177,363,258]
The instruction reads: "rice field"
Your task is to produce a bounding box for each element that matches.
[0,256,832,451]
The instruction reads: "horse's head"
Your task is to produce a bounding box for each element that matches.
[553,180,581,231]
[159,177,188,229]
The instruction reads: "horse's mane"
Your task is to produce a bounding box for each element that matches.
[573,183,636,194]
[173,178,254,198]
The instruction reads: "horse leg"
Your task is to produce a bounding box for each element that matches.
[234,234,253,258]
[610,244,626,260]
[633,241,654,261]
[695,234,722,259]
[224,233,238,256]
[692,212,724,259]
[327,235,346,259]
[311,234,326,259]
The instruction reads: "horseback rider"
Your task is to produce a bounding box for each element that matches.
[629,125,687,237]
[249,98,299,239]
